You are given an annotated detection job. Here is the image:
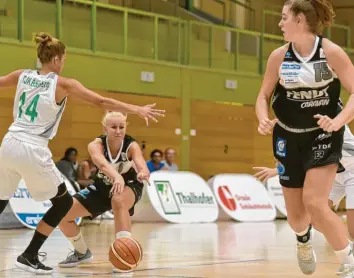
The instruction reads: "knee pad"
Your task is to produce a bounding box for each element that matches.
[42,183,73,228]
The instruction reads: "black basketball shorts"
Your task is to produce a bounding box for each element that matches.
[273,123,344,188]
[73,179,143,219]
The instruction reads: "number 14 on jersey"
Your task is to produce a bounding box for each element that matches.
[18,92,40,122]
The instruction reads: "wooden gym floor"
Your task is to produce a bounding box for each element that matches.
[0,219,345,277]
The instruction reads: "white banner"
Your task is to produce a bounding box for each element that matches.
[9,177,82,229]
[207,176,231,221]
[131,181,166,222]
[211,174,276,222]
[148,171,219,223]
[266,176,287,218]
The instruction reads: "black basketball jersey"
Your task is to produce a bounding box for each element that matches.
[94,134,138,186]
[272,36,341,129]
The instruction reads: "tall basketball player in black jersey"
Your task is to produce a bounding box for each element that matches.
[256,0,354,276]
[57,111,149,269]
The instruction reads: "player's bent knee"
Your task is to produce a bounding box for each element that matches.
[303,197,326,221]
[42,183,73,228]
[111,194,126,210]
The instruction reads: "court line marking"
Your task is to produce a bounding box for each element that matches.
[55,258,265,277]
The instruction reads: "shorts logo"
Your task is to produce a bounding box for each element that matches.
[316,132,332,141]
[276,138,287,157]
[314,151,325,159]
[78,188,90,199]
[276,161,285,176]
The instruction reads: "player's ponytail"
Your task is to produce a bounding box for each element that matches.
[33,32,66,64]
[311,0,335,28]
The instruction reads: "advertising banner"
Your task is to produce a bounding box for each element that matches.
[9,177,82,229]
[148,171,219,223]
[211,174,276,222]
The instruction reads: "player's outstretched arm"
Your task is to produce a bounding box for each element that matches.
[317,39,354,131]
[129,142,151,185]
[0,70,24,89]
[57,77,165,126]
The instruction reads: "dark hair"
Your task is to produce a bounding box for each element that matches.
[62,147,78,161]
[33,32,66,64]
[150,149,163,159]
[285,0,335,34]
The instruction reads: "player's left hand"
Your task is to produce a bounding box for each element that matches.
[137,172,150,186]
[314,114,342,132]
[252,167,278,183]
[137,104,165,126]
[110,174,125,195]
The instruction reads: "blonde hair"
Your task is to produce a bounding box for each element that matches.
[102,111,128,126]
[285,0,335,34]
[33,32,66,64]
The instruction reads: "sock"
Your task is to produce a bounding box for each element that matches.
[296,224,312,244]
[334,243,354,265]
[23,230,48,257]
[68,232,88,255]
[0,200,8,214]
[116,231,132,239]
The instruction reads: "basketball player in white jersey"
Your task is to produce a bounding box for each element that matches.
[0,32,164,274]
[254,125,354,242]
[56,112,147,271]
[255,0,354,276]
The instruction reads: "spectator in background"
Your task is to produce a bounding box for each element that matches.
[76,159,97,189]
[146,149,167,173]
[56,147,79,190]
[163,147,178,171]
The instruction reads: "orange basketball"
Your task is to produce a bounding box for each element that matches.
[109,237,143,272]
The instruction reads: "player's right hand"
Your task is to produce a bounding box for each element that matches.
[110,174,125,195]
[257,118,278,135]
[137,103,165,126]
[252,167,278,183]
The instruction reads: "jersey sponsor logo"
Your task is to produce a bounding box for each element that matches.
[276,138,287,157]
[286,86,330,108]
[96,161,134,185]
[281,63,301,70]
[281,63,301,85]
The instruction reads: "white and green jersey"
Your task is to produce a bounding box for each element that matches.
[8,69,66,146]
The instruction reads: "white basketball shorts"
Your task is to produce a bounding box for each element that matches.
[329,164,354,209]
[0,132,64,201]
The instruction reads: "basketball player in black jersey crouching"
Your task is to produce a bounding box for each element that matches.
[256,0,354,277]
[57,111,150,269]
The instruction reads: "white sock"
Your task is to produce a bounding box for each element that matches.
[334,243,354,265]
[296,226,310,236]
[68,232,88,255]
[116,231,132,239]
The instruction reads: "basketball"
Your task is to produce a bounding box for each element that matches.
[109,237,143,272]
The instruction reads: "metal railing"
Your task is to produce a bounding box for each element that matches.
[6,0,354,75]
